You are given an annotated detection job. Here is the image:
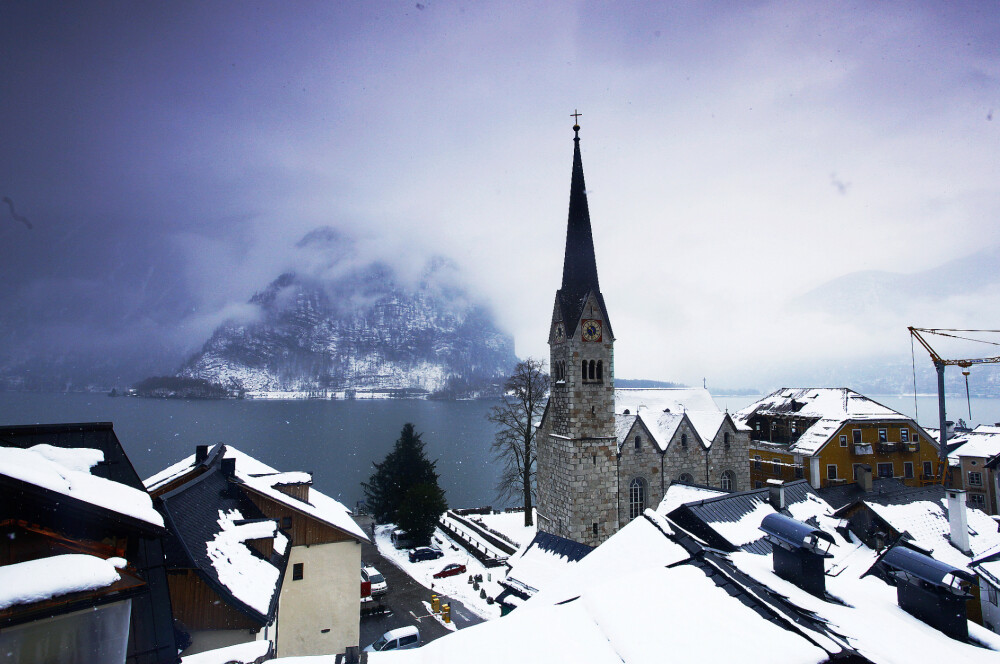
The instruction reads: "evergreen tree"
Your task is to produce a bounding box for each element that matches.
[362,423,447,544]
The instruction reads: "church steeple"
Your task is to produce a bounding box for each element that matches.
[556,120,613,339]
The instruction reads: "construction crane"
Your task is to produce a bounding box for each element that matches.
[908,327,1000,471]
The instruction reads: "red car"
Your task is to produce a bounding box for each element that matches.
[432,563,466,579]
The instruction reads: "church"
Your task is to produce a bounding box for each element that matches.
[535,120,751,547]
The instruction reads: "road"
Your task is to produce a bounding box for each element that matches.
[356,516,485,650]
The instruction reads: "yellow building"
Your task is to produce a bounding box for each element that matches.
[735,388,941,490]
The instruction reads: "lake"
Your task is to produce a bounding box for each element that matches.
[0,393,504,511]
[3,392,998,510]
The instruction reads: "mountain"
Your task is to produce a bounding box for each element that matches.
[179,242,516,398]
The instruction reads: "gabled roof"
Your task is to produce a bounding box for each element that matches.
[501,531,592,598]
[736,388,926,455]
[146,443,367,542]
[614,388,741,451]
[656,482,728,516]
[667,480,825,554]
[158,462,289,624]
[817,477,911,510]
[949,425,1000,459]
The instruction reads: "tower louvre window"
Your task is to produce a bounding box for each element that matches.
[597,360,603,381]
[582,360,588,380]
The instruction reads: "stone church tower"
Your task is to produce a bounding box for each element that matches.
[536,121,618,547]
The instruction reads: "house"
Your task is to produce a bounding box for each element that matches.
[614,388,750,526]
[971,544,1000,634]
[0,422,177,664]
[736,388,941,490]
[145,443,368,659]
[946,425,1000,514]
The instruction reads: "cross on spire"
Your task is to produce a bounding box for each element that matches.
[571,109,582,125]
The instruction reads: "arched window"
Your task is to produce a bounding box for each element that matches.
[629,478,646,520]
[582,360,588,380]
[681,433,688,448]
[589,360,596,380]
[596,360,603,381]
[634,435,642,451]
[678,473,694,483]
[721,470,735,491]
[724,431,730,450]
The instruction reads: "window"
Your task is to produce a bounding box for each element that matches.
[878,429,888,443]
[827,464,838,480]
[281,516,292,529]
[721,470,735,491]
[635,435,641,451]
[794,465,804,479]
[853,464,863,481]
[681,433,688,449]
[923,461,934,478]
[877,462,894,478]
[969,493,987,509]
[790,422,797,435]
[678,473,694,483]
[724,432,730,450]
[589,360,596,380]
[772,458,782,475]
[629,478,646,520]
[400,635,419,647]
[840,435,848,447]
[753,455,761,470]
[596,360,603,382]
[901,429,909,443]
[592,522,599,537]
[987,584,998,607]
[293,563,304,580]
[969,471,983,487]
[903,462,914,479]
[582,360,587,379]
[853,429,862,444]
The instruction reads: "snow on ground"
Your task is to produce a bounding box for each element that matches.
[0,554,125,609]
[179,640,271,664]
[374,523,505,620]
[1,444,164,527]
[467,510,536,548]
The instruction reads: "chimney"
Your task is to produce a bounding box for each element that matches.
[195,445,209,463]
[945,420,955,437]
[221,457,237,479]
[767,479,785,510]
[858,464,873,492]
[947,489,971,555]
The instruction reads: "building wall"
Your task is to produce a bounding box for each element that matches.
[749,420,939,490]
[537,293,618,547]
[277,539,362,658]
[980,581,1000,633]
[185,629,258,656]
[958,456,996,515]
[707,419,751,492]
[616,419,664,526]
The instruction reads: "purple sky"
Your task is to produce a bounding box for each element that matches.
[1,1,998,388]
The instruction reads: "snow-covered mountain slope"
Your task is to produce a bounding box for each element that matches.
[179,255,516,397]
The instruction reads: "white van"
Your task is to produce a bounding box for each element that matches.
[364,625,420,652]
[361,565,387,597]
[390,528,414,549]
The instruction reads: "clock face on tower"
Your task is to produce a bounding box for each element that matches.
[553,322,565,344]
[581,319,602,342]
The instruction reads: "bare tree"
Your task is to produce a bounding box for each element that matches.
[488,358,549,527]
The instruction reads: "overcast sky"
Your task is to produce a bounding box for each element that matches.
[1,1,998,388]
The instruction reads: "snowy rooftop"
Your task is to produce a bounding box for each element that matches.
[145,444,366,542]
[0,554,127,611]
[502,531,592,597]
[950,425,1000,459]
[863,498,1000,571]
[372,514,831,664]
[206,509,286,615]
[1,444,163,527]
[736,388,919,455]
[656,482,727,516]
[614,388,737,450]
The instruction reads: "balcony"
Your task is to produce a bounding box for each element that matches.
[877,442,901,454]
[852,444,874,456]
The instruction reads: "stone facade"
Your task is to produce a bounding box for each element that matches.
[616,408,750,526]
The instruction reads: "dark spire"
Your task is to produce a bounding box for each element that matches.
[561,122,601,298]
[555,118,613,338]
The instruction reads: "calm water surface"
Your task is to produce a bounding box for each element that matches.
[4,392,998,510]
[0,393,504,511]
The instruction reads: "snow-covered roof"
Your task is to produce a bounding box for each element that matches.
[614,387,735,451]
[736,388,921,455]
[863,498,1000,571]
[180,640,272,664]
[502,531,591,597]
[0,554,127,610]
[206,509,287,615]
[950,425,1000,459]
[656,483,727,516]
[1,444,164,527]
[146,444,367,542]
[615,387,720,414]
[373,514,832,664]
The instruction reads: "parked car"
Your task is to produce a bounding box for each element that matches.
[408,546,443,563]
[363,625,420,652]
[391,528,415,550]
[432,563,466,579]
[362,565,388,597]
